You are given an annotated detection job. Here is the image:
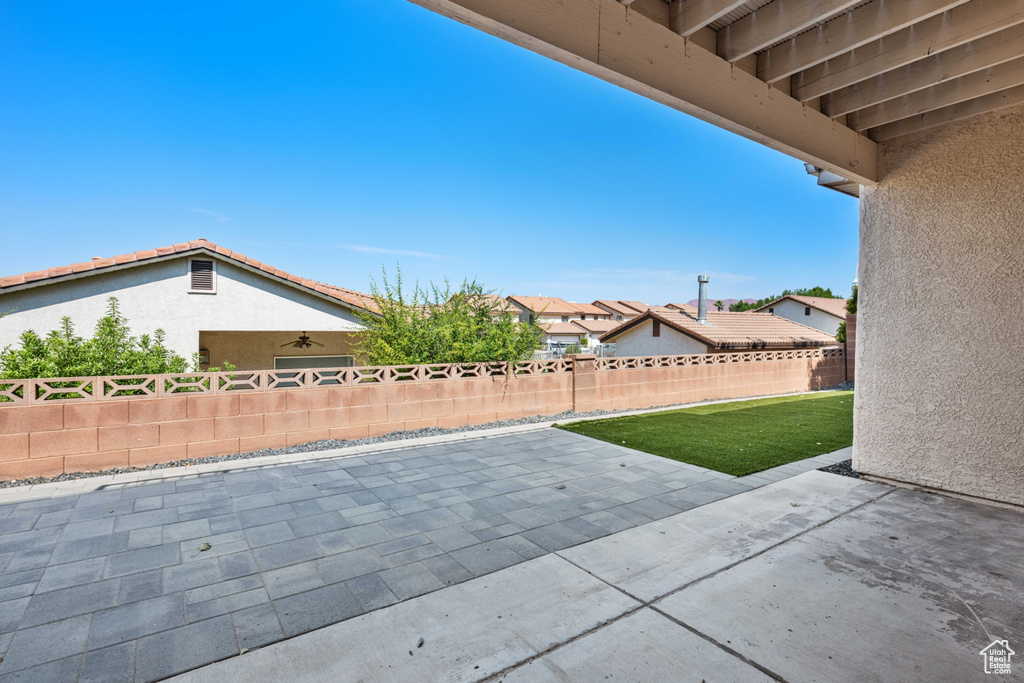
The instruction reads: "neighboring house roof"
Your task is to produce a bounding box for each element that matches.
[507,296,607,317]
[540,322,586,335]
[0,239,378,313]
[665,302,699,314]
[684,298,757,311]
[756,294,848,318]
[593,300,661,317]
[570,318,622,334]
[600,309,838,349]
[593,300,642,316]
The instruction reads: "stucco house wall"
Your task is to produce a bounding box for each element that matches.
[610,320,708,357]
[855,103,1024,507]
[0,256,365,366]
[768,298,843,336]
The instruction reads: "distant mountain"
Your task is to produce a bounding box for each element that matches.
[686,298,757,311]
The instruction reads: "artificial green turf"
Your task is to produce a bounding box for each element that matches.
[558,391,853,477]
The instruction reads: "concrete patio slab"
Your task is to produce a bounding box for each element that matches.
[657,487,1024,683]
[558,470,888,602]
[170,554,639,683]
[499,608,774,682]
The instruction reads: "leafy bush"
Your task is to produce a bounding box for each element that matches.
[356,268,542,365]
[0,297,192,379]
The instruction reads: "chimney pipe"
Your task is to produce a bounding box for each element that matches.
[697,275,709,324]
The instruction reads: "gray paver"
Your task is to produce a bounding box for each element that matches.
[0,614,92,673]
[232,603,285,650]
[19,578,121,628]
[79,642,136,683]
[135,615,239,682]
[273,583,362,637]
[89,594,186,649]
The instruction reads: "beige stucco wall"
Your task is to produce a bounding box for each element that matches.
[855,103,1024,506]
[0,256,365,363]
[611,320,708,356]
[769,299,842,336]
[199,331,364,370]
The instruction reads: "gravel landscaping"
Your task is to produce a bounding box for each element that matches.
[819,459,860,478]
[1,384,853,489]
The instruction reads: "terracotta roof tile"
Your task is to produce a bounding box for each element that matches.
[601,309,838,349]
[0,238,377,313]
[571,318,622,333]
[508,296,610,317]
[540,322,586,335]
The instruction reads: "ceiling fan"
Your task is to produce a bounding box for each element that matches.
[280,332,324,349]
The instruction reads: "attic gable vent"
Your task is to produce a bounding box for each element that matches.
[189,259,215,292]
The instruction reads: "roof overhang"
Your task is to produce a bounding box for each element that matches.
[0,247,377,317]
[409,0,1024,189]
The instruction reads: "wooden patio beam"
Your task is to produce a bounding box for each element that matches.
[757,0,971,84]
[823,22,1024,117]
[669,0,747,37]
[792,0,1024,102]
[847,55,1024,131]
[869,83,1024,140]
[406,0,877,184]
[716,0,861,63]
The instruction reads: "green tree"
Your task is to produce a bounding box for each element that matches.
[356,268,542,365]
[0,297,193,379]
[846,284,858,314]
[836,321,847,343]
[714,300,724,311]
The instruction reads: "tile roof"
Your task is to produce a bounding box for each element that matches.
[0,239,378,313]
[665,302,699,314]
[683,298,757,311]
[507,296,608,317]
[540,322,586,335]
[593,300,658,317]
[593,300,642,316]
[757,295,848,318]
[570,318,622,334]
[600,309,838,349]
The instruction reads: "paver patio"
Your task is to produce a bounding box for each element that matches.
[0,427,844,682]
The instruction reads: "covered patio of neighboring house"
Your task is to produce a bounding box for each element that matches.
[0,239,376,372]
[197,331,363,371]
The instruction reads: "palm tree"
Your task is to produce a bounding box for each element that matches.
[714,300,724,311]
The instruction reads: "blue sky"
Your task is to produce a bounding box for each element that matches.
[0,0,859,304]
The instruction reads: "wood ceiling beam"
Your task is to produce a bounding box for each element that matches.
[406,0,877,184]
[824,23,1024,117]
[757,0,971,84]
[716,0,861,63]
[669,0,747,37]
[792,0,1024,102]
[869,83,1024,140]
[847,55,1024,130]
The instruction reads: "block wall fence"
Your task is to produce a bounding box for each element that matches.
[0,350,843,481]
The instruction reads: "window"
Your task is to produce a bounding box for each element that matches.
[616,315,623,321]
[561,316,569,323]
[188,259,216,293]
[805,306,811,316]
[768,308,774,314]
[274,355,354,370]
[652,320,661,337]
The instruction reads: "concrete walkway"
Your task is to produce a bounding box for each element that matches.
[173,471,1024,683]
[0,427,847,682]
